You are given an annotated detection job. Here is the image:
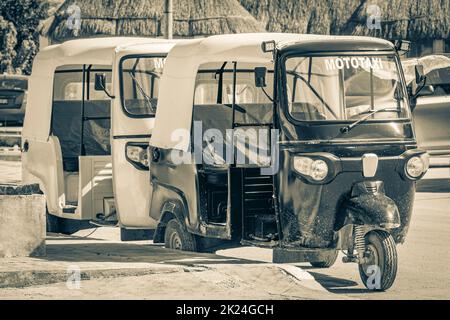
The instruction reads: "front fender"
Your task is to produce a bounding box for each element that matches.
[336,182,401,230]
[150,180,191,243]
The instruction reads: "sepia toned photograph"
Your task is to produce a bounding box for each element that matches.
[0,0,449,307]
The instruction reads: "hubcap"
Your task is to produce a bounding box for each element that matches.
[170,232,182,250]
[361,244,379,277]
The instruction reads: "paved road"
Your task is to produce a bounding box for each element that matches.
[220,172,450,300]
[1,162,448,299]
[317,171,450,299]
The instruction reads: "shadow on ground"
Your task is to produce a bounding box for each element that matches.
[417,178,450,193]
[39,241,261,266]
[300,268,366,294]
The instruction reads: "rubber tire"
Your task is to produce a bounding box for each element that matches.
[358,230,398,291]
[164,219,197,252]
[46,210,92,235]
[310,250,339,268]
[120,228,154,241]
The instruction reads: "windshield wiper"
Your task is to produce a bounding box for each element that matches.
[340,107,401,134]
[288,71,339,119]
[128,72,156,113]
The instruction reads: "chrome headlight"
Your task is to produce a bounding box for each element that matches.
[405,154,429,179]
[293,157,329,181]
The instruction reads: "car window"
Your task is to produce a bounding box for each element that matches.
[120,56,165,117]
[53,67,112,101]
[194,62,274,105]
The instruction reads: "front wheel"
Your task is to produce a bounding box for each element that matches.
[358,230,398,291]
[164,219,197,252]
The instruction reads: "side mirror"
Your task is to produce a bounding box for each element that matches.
[94,73,114,99]
[415,65,426,85]
[254,67,267,88]
[417,84,434,97]
[394,40,411,54]
[95,73,107,91]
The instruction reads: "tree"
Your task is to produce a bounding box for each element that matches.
[0,0,50,75]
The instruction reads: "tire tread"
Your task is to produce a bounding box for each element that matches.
[359,230,397,291]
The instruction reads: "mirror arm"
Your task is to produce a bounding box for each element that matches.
[103,88,115,99]
[260,87,274,102]
[412,77,427,100]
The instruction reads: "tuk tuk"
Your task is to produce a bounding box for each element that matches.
[148,33,429,290]
[22,37,179,238]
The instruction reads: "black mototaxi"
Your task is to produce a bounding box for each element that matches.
[270,39,429,290]
[148,35,428,292]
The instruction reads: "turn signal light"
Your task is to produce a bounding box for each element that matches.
[126,145,149,169]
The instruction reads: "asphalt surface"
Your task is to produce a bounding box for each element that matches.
[0,161,448,299]
[220,169,450,299]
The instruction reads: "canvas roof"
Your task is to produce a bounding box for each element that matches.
[150,32,394,151]
[23,37,178,141]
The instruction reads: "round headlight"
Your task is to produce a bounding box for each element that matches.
[293,157,329,181]
[311,159,329,181]
[406,156,425,178]
[293,157,313,176]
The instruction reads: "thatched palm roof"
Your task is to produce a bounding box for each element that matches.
[240,0,450,40]
[42,0,265,43]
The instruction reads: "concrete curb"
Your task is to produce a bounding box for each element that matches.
[0,265,199,289]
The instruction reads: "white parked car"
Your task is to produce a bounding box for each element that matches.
[403,55,450,163]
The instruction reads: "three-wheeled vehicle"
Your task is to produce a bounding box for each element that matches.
[22,37,179,238]
[148,33,429,290]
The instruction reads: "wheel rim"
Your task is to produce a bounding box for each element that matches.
[361,244,380,277]
[170,232,183,250]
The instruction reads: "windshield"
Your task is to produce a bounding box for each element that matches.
[284,55,409,122]
[120,56,165,117]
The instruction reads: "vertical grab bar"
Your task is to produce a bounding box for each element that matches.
[80,64,86,156]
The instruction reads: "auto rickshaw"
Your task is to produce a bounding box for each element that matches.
[22,37,179,238]
[148,33,429,291]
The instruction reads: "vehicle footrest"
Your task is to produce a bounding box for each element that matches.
[62,205,76,214]
[273,247,336,263]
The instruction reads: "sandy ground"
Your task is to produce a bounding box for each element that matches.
[0,230,341,300]
[0,265,339,300]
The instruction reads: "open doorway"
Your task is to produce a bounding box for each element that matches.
[51,64,114,219]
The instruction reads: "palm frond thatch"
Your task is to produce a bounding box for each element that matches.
[43,0,265,42]
[240,0,450,40]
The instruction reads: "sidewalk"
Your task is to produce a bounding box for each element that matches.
[0,232,342,299]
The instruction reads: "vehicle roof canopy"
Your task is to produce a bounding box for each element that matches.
[150,33,394,151]
[23,37,179,140]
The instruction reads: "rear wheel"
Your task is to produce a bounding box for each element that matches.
[164,219,197,251]
[310,250,338,268]
[120,228,153,241]
[46,212,61,233]
[46,208,92,235]
[358,230,397,291]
